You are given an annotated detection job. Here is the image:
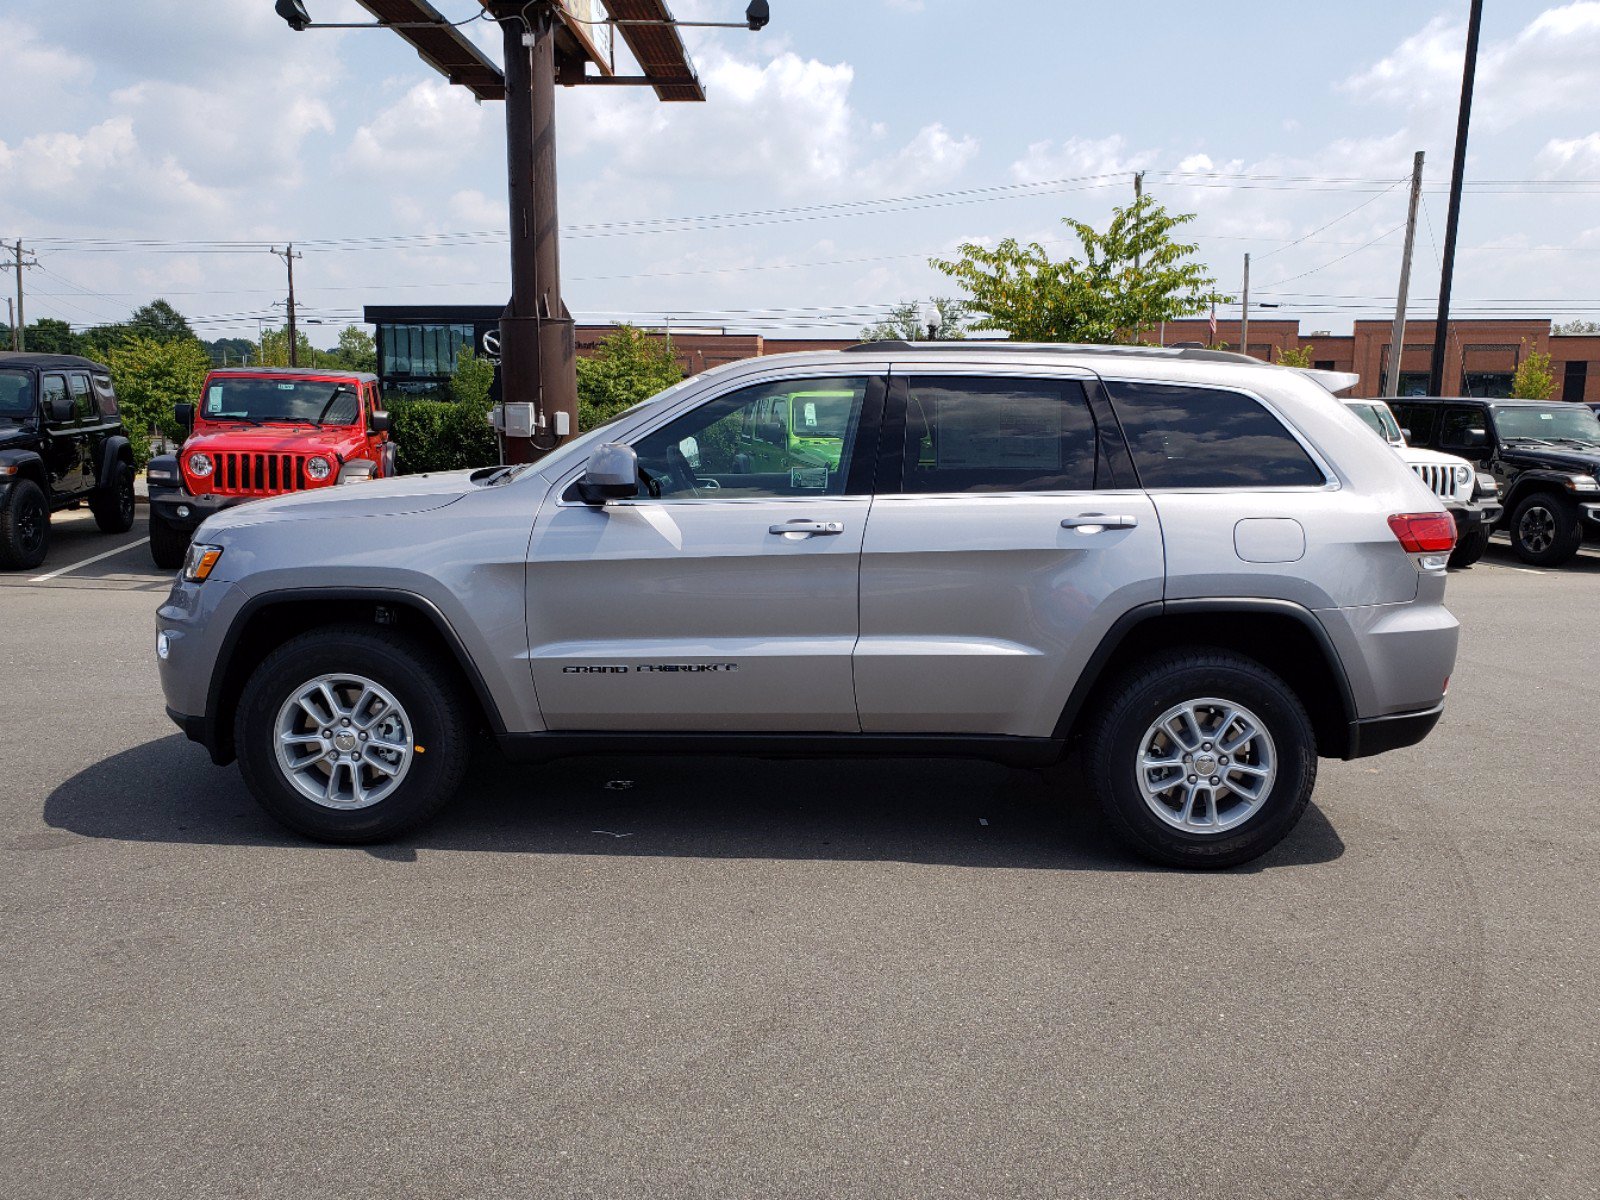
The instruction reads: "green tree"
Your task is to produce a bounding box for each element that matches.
[859,297,969,341]
[254,324,328,368]
[80,322,133,356]
[1553,319,1600,335]
[22,318,83,356]
[103,335,212,467]
[128,299,195,343]
[204,337,256,366]
[1511,345,1556,400]
[333,325,377,373]
[1274,344,1315,368]
[931,195,1227,344]
[576,324,684,431]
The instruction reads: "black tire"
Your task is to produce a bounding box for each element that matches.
[1508,492,1583,567]
[90,460,136,534]
[0,478,50,571]
[1448,525,1490,569]
[234,625,471,843]
[1084,649,1318,869]
[149,510,190,569]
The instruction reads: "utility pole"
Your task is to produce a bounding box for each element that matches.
[1430,0,1483,396]
[493,1,577,465]
[4,240,38,352]
[272,244,303,366]
[1384,150,1427,398]
[1240,253,1251,358]
[1132,171,1145,342]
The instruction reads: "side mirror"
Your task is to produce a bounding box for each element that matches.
[576,443,639,505]
[1462,428,1488,447]
[1400,428,1412,440]
[370,410,391,434]
[47,395,75,423]
[174,402,195,430]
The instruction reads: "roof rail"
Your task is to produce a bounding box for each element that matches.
[841,339,1260,366]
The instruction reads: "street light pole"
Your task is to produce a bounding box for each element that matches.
[1429,0,1483,397]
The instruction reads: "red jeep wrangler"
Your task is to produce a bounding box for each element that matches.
[146,367,393,568]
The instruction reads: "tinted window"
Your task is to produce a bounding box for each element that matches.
[41,374,69,423]
[68,373,93,420]
[1439,407,1487,448]
[632,377,870,499]
[1108,382,1324,488]
[0,369,33,419]
[899,377,1099,493]
[1392,403,1435,443]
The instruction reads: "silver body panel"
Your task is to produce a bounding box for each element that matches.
[158,346,1460,749]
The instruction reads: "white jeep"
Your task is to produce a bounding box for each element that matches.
[1344,398,1502,568]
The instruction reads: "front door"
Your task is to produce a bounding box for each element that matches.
[38,373,84,496]
[526,373,884,731]
[855,371,1164,738]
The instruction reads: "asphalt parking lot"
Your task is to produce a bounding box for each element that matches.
[2,510,1597,1199]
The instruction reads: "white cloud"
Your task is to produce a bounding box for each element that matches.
[1535,132,1600,176]
[1009,134,1157,184]
[348,80,488,172]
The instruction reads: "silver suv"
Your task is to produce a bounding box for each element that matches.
[156,343,1460,867]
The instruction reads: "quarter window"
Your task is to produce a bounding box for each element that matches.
[1107,382,1324,488]
[898,377,1099,493]
[631,377,870,499]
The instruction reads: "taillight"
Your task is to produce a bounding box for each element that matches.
[1388,512,1456,553]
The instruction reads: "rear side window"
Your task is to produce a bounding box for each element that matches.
[68,373,93,420]
[899,376,1099,493]
[1107,382,1324,488]
[1391,403,1435,443]
[91,374,118,417]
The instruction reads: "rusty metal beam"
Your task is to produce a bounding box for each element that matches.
[355,0,506,100]
[601,0,706,101]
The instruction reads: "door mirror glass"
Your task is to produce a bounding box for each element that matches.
[577,442,639,504]
[174,402,195,429]
[1462,428,1487,447]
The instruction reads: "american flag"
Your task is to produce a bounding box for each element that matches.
[1208,301,1218,344]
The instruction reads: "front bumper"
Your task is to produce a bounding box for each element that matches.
[1345,702,1445,759]
[148,485,246,532]
[1581,502,1600,530]
[1444,497,1503,533]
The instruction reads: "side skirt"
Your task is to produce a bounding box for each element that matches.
[496,731,1066,768]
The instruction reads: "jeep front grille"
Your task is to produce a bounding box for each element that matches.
[1410,463,1462,501]
[211,452,310,496]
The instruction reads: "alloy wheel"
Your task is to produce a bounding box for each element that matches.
[17,493,44,555]
[1135,697,1277,835]
[273,673,414,810]
[1518,505,1556,555]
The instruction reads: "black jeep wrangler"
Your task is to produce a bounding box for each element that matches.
[1391,396,1600,567]
[0,352,136,570]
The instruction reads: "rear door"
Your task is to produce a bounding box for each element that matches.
[526,372,884,731]
[855,368,1164,737]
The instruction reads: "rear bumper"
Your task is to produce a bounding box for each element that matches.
[148,486,246,532]
[1345,702,1445,759]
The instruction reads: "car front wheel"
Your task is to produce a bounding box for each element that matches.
[234,625,471,843]
[148,509,190,569]
[1509,493,1582,567]
[1085,649,1318,869]
[0,478,50,571]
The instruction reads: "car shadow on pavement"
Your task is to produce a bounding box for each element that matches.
[41,735,1345,874]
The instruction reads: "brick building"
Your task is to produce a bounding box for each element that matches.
[366,305,1600,404]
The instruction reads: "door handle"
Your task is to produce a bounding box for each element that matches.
[769,520,844,536]
[1061,513,1139,531]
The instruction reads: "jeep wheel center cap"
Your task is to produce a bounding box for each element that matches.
[1193,753,1218,776]
[334,730,359,753]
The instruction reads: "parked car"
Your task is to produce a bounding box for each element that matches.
[0,351,136,570]
[1390,396,1600,566]
[1343,398,1502,567]
[146,367,393,568]
[157,343,1460,868]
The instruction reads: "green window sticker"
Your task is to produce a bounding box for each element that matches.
[206,385,224,414]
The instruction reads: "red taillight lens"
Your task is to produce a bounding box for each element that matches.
[1388,512,1457,553]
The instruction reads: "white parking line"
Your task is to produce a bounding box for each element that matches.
[29,536,151,583]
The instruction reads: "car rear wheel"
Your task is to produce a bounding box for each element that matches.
[1509,493,1582,567]
[234,625,470,843]
[0,479,50,571]
[148,510,190,569]
[1448,525,1490,568]
[1084,649,1318,869]
[90,461,137,534]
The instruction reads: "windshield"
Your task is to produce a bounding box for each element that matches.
[1491,403,1600,443]
[202,377,360,425]
[1348,401,1403,445]
[0,369,35,420]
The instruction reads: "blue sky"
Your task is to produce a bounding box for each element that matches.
[3,1,1598,345]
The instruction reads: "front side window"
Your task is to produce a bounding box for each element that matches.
[0,369,34,419]
[898,376,1099,493]
[1348,402,1404,445]
[1107,381,1325,488]
[631,377,870,499]
[41,374,69,422]
[1439,407,1488,449]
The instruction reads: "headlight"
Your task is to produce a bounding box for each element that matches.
[181,542,224,583]
[187,452,213,478]
[306,456,332,481]
[1453,465,1471,486]
[1563,474,1599,493]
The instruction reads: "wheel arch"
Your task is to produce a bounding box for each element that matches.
[1502,473,1581,514]
[0,448,47,492]
[1053,599,1358,759]
[203,587,506,765]
[96,435,134,486]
